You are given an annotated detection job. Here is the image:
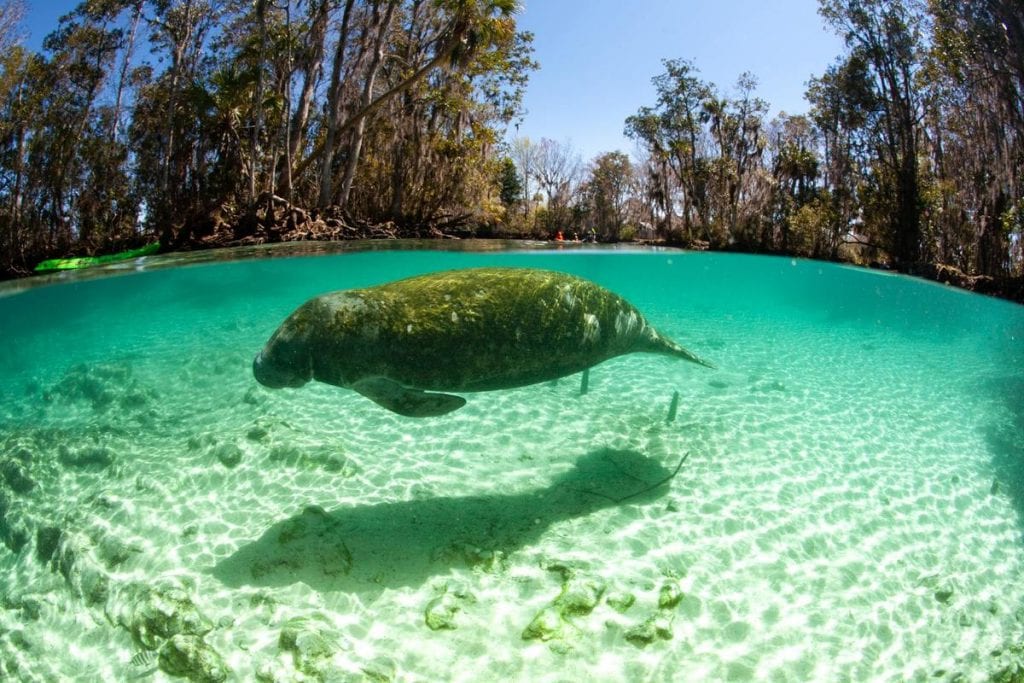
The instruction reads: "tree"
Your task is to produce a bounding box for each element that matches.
[819,0,926,267]
[497,156,522,207]
[585,151,632,240]
[625,58,714,241]
[533,137,581,232]
[0,0,24,54]
[927,0,1024,276]
[509,135,539,217]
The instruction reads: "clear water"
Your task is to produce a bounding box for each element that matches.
[1,246,1023,681]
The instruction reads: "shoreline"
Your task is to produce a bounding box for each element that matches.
[5,228,1023,305]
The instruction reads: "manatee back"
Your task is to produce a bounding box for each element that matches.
[313,268,656,391]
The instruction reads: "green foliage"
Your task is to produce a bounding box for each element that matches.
[497,157,523,207]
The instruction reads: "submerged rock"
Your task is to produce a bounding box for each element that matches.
[35,526,61,563]
[96,534,141,569]
[522,606,564,642]
[2,592,51,622]
[658,581,684,609]
[187,433,217,452]
[158,634,228,683]
[278,615,343,677]
[555,576,606,617]
[57,444,114,469]
[45,362,154,413]
[424,593,461,631]
[0,460,35,494]
[242,386,264,406]
[423,583,478,631]
[605,590,637,613]
[246,425,270,443]
[0,490,31,554]
[433,541,507,572]
[112,580,213,650]
[267,444,352,474]
[211,443,243,469]
[51,531,109,605]
[624,614,674,647]
[359,658,399,682]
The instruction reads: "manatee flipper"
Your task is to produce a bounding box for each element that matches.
[352,378,466,417]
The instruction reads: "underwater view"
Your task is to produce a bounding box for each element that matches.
[1,245,1023,681]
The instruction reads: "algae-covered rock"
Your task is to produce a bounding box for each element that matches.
[268,444,353,474]
[45,362,155,413]
[254,660,285,683]
[96,534,141,569]
[35,526,61,563]
[423,583,477,631]
[158,634,228,682]
[1,460,35,494]
[555,576,606,617]
[0,490,31,554]
[433,541,507,573]
[624,614,673,647]
[542,559,584,581]
[658,581,684,609]
[113,580,213,649]
[58,444,114,469]
[359,658,398,682]
[424,593,462,631]
[211,443,243,469]
[52,531,109,605]
[187,433,217,452]
[279,615,343,676]
[242,386,265,406]
[2,592,51,622]
[605,590,637,613]
[246,425,270,442]
[522,606,563,642]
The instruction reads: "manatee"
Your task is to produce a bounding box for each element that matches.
[253,267,711,417]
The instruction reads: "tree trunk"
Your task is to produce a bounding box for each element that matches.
[307,14,470,205]
[281,0,329,192]
[110,1,143,143]
[338,1,397,209]
[317,0,358,208]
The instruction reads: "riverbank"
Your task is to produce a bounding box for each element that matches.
[6,197,1023,304]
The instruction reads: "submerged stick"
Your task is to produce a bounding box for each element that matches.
[612,451,690,504]
[575,452,691,505]
[666,390,680,423]
[580,368,590,395]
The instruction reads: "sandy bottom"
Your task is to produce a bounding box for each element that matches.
[1,252,1023,682]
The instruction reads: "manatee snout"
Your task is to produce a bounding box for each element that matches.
[253,349,309,388]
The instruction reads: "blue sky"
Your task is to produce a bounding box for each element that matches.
[512,0,845,160]
[21,1,844,162]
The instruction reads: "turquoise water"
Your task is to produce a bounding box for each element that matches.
[1,245,1023,681]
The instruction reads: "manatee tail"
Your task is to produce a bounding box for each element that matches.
[636,328,715,369]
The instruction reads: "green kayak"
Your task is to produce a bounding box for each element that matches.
[34,242,160,273]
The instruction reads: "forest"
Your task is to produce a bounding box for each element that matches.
[0,0,1021,298]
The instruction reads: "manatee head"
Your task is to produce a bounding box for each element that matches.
[253,302,317,388]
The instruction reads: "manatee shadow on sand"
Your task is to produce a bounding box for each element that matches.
[211,449,681,595]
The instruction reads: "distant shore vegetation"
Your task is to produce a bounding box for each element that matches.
[0,0,1020,297]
